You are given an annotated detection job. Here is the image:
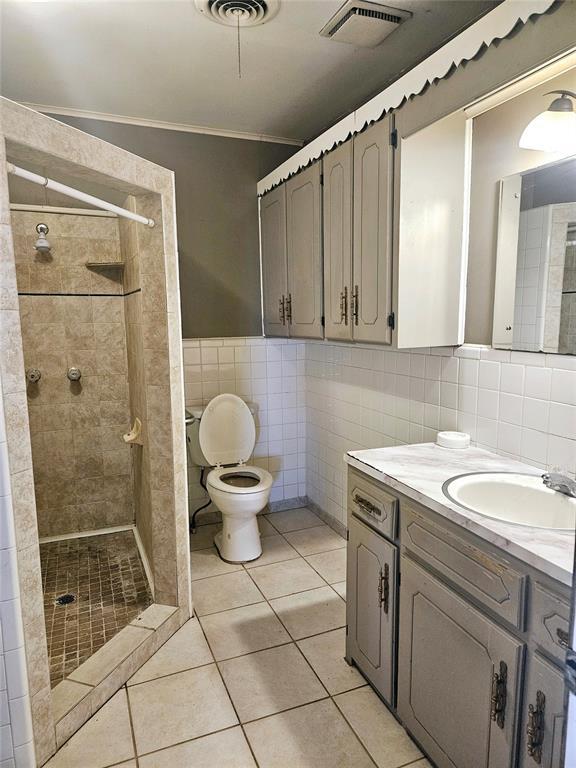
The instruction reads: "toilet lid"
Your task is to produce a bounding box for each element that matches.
[199,394,256,466]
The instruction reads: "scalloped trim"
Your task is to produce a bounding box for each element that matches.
[257,0,556,195]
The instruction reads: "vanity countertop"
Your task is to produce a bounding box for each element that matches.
[346,444,575,587]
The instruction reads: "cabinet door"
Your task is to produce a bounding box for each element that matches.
[398,557,524,768]
[286,162,323,339]
[261,185,288,337]
[346,514,397,705]
[352,118,393,344]
[323,141,353,341]
[521,653,565,768]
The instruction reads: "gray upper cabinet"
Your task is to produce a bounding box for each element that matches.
[347,514,397,705]
[286,162,323,339]
[260,185,288,337]
[323,140,353,341]
[398,556,524,768]
[352,117,394,344]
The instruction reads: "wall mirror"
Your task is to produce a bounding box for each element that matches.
[492,154,576,354]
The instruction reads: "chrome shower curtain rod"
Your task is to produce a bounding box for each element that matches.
[6,163,155,227]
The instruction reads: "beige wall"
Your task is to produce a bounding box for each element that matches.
[467,69,576,345]
[12,210,133,537]
[48,116,297,339]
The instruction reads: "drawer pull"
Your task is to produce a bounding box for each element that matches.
[526,690,545,763]
[340,287,349,325]
[354,494,381,518]
[378,563,390,614]
[556,627,569,648]
[490,661,508,729]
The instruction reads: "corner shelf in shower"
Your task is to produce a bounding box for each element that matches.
[85,262,125,270]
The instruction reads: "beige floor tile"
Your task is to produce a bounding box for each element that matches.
[270,586,346,640]
[200,602,290,661]
[191,546,243,580]
[334,687,422,768]
[45,690,134,768]
[297,629,364,695]
[258,515,277,537]
[244,534,299,569]
[190,524,221,551]
[128,664,238,755]
[128,618,213,685]
[193,570,264,616]
[138,727,257,767]
[332,581,347,600]
[218,643,327,722]
[248,557,325,599]
[284,525,346,556]
[306,548,347,584]
[244,699,374,768]
[266,507,321,533]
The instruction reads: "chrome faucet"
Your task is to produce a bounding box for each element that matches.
[542,472,576,499]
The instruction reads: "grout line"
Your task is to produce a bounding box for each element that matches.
[123,684,140,768]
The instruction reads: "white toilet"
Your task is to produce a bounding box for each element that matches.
[189,393,273,563]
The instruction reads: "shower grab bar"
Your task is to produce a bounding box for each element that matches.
[7,164,155,228]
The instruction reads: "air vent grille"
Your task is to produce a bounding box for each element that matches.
[329,7,403,37]
[319,1,411,48]
[195,0,279,27]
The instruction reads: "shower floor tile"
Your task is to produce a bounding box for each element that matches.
[40,530,152,688]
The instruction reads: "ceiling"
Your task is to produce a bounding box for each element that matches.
[1,0,500,144]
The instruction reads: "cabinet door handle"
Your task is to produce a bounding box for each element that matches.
[340,286,349,325]
[285,293,292,324]
[490,661,508,729]
[353,494,381,518]
[378,563,390,614]
[556,627,569,648]
[351,285,359,325]
[526,690,545,763]
[279,296,286,325]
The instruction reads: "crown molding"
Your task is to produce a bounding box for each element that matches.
[21,102,304,147]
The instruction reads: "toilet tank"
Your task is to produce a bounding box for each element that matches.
[185,402,257,467]
[185,407,209,467]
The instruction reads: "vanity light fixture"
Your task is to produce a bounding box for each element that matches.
[519,90,576,153]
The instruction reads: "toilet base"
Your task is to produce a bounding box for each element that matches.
[214,515,262,564]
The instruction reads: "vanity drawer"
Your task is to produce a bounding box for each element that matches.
[401,503,527,630]
[348,468,397,540]
[532,583,570,662]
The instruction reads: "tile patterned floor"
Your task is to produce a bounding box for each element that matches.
[46,508,431,768]
[41,530,153,687]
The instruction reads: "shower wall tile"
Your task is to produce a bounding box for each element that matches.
[11,211,133,537]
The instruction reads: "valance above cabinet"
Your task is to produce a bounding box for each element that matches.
[260,109,470,348]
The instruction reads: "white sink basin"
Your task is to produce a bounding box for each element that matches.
[442,472,576,531]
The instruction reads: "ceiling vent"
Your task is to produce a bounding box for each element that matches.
[195,0,280,27]
[320,1,411,48]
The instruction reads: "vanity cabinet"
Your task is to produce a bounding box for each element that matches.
[521,653,565,768]
[345,465,569,768]
[346,514,397,705]
[398,556,524,768]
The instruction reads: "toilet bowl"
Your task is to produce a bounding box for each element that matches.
[198,394,273,563]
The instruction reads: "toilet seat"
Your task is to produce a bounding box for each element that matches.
[207,465,273,495]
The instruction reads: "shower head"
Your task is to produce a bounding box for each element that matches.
[35,223,51,254]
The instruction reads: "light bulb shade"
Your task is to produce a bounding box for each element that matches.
[519,109,576,153]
